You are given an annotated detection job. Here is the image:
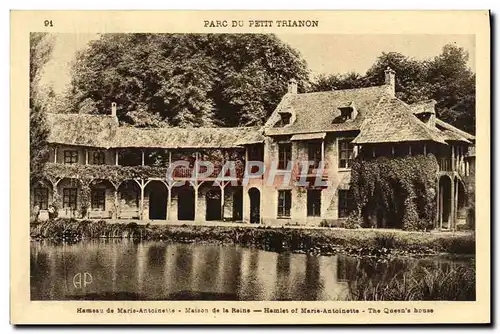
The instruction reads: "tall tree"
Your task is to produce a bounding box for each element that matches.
[30,33,54,180]
[67,33,309,127]
[425,44,476,134]
[364,51,429,104]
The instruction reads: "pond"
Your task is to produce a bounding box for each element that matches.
[30,240,475,301]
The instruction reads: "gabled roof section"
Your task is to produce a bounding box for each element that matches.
[264,85,394,136]
[46,113,264,149]
[352,97,447,145]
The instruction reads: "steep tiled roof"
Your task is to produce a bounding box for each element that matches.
[435,118,475,142]
[352,97,447,144]
[46,81,475,149]
[264,85,394,136]
[265,83,474,146]
[46,113,264,149]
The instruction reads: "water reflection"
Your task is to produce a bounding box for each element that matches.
[30,240,473,301]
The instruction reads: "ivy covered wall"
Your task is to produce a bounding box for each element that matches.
[348,154,439,231]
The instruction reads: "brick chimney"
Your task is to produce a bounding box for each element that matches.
[287,78,297,94]
[111,102,117,118]
[384,67,396,96]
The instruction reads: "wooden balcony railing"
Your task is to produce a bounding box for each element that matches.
[170,164,245,179]
[438,158,452,172]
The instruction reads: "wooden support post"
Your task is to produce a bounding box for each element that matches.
[54,146,58,163]
[85,149,89,165]
[450,178,455,230]
[460,146,464,174]
[354,145,359,158]
[435,180,440,229]
[451,145,455,172]
[193,151,198,180]
[220,182,225,221]
[321,140,325,162]
[453,179,458,231]
[194,183,199,222]
[136,179,145,220]
[408,145,412,156]
[423,144,427,156]
[166,185,171,221]
[114,188,119,219]
[141,150,145,166]
[115,150,119,166]
[391,145,395,157]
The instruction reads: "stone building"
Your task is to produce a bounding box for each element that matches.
[31,68,475,230]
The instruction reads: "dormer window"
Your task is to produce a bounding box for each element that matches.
[279,112,292,126]
[335,101,357,123]
[416,113,431,123]
[415,111,435,128]
[275,108,295,127]
[340,107,354,120]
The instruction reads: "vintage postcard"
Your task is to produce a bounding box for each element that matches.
[11,10,490,324]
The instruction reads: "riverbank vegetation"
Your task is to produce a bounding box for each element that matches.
[31,218,475,256]
[347,264,475,301]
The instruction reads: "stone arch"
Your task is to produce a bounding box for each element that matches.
[87,179,116,219]
[145,180,169,220]
[117,180,141,219]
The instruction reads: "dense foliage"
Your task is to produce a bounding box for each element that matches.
[65,33,309,127]
[348,154,439,231]
[43,163,168,185]
[30,33,54,180]
[347,264,475,301]
[310,45,476,134]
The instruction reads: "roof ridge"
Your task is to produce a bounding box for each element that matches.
[297,84,390,96]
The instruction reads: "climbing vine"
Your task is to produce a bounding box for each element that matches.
[43,163,169,185]
[347,154,438,231]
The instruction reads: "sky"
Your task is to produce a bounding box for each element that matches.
[40,33,475,95]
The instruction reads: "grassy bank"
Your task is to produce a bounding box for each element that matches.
[31,218,475,256]
[347,265,475,301]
